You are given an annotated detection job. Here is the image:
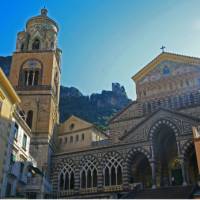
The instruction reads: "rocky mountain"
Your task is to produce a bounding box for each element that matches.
[59,83,132,127]
[0,56,12,76]
[0,55,132,127]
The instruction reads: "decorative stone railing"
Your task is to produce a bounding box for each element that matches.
[79,187,98,194]
[59,190,75,197]
[103,185,123,192]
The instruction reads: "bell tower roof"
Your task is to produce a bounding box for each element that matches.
[26,8,59,32]
[41,8,48,16]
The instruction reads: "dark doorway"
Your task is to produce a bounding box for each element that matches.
[153,123,180,186]
[129,152,151,188]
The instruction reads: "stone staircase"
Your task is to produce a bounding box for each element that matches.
[122,185,194,199]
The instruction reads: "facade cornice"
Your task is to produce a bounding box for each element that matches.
[132,52,200,82]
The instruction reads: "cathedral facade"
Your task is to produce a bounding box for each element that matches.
[7,9,199,198]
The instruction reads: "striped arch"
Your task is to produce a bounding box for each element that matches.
[148,118,180,141]
[181,139,194,158]
[58,159,75,191]
[126,147,151,163]
[102,151,124,186]
[125,147,152,185]
[79,155,99,189]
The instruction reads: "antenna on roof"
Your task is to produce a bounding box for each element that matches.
[43,0,47,9]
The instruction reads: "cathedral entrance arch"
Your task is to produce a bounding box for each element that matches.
[127,148,151,188]
[149,119,181,187]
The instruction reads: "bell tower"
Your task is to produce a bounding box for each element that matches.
[9,8,61,176]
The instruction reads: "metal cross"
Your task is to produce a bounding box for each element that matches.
[160,46,166,53]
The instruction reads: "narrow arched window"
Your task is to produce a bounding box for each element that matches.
[21,43,24,51]
[59,173,64,190]
[87,170,92,188]
[93,169,97,187]
[70,172,75,190]
[32,39,40,50]
[105,167,109,186]
[28,71,33,85]
[117,165,122,185]
[51,42,54,49]
[81,171,86,189]
[111,166,116,185]
[34,71,39,86]
[26,110,33,129]
[65,173,69,190]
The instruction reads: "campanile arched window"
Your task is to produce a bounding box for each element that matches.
[22,60,42,87]
[32,38,40,50]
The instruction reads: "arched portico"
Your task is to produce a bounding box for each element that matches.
[126,148,152,189]
[149,119,182,187]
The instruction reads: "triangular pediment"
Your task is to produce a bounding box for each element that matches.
[132,52,200,83]
[120,109,200,143]
[59,115,93,134]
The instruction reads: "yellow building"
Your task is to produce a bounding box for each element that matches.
[58,115,108,152]
[0,68,20,194]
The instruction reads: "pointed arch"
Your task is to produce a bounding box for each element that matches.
[32,38,40,50]
[58,160,75,191]
[79,155,99,189]
[102,151,123,186]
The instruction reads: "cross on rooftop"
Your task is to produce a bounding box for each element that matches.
[160,46,166,53]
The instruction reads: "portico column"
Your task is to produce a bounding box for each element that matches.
[150,160,157,189]
[180,158,187,186]
[74,168,80,194]
[150,142,157,189]
[122,163,129,191]
[97,164,103,192]
[26,71,30,85]
[32,71,35,86]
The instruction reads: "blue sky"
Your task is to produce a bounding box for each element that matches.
[1,0,200,99]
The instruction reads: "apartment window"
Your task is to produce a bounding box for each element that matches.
[59,138,62,144]
[76,135,79,142]
[82,133,85,141]
[10,153,16,166]
[14,123,19,140]
[70,136,73,143]
[65,137,68,143]
[22,134,27,150]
